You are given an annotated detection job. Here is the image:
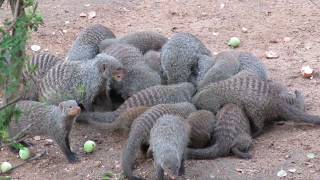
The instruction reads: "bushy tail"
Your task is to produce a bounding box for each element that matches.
[279,101,320,124]
[122,130,144,179]
[75,111,119,128]
[186,143,228,160]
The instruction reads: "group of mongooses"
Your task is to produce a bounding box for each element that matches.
[11,23,320,179]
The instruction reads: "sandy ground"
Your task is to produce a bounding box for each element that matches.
[1,0,320,179]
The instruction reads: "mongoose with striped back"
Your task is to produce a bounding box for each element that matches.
[99,31,167,54]
[21,53,62,100]
[76,82,196,124]
[198,51,268,89]
[192,71,320,137]
[149,115,190,180]
[9,100,81,163]
[37,54,123,111]
[160,32,212,85]
[187,110,217,148]
[121,102,196,180]
[187,103,252,160]
[67,24,116,61]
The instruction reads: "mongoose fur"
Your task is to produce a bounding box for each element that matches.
[161,32,212,85]
[187,110,217,148]
[9,100,81,163]
[67,24,116,61]
[149,115,190,180]
[101,43,161,98]
[121,102,196,180]
[76,82,196,124]
[21,53,62,100]
[99,31,167,54]
[192,71,320,137]
[198,51,268,89]
[83,106,149,134]
[37,54,121,111]
[187,103,252,160]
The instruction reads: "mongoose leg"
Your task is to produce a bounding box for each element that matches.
[59,136,79,163]
[156,165,164,180]
[178,158,186,176]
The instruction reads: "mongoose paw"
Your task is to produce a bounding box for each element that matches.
[67,152,80,163]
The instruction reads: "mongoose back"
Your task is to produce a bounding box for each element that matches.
[143,50,161,73]
[161,32,212,84]
[122,102,196,180]
[187,110,217,148]
[99,31,168,54]
[192,71,320,137]
[76,82,196,124]
[22,53,62,82]
[37,54,121,111]
[187,103,252,160]
[21,53,62,100]
[198,51,268,89]
[101,43,161,98]
[67,24,115,61]
[9,100,81,163]
[149,115,190,180]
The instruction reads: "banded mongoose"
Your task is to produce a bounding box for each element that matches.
[121,102,196,180]
[143,50,161,73]
[198,51,268,89]
[67,24,116,61]
[21,53,62,100]
[83,106,149,134]
[187,103,252,160]
[37,54,122,111]
[99,31,168,54]
[192,71,320,137]
[161,32,212,85]
[187,110,217,148]
[149,115,190,180]
[9,100,81,163]
[194,54,216,83]
[76,82,196,124]
[101,43,161,98]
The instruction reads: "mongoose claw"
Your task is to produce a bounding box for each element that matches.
[67,152,80,163]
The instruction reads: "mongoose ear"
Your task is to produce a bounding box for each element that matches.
[99,63,109,78]
[112,68,127,81]
[59,103,64,111]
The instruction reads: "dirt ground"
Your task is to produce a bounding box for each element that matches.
[1,0,320,179]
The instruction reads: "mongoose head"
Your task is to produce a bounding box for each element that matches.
[161,151,181,176]
[176,82,196,97]
[59,100,81,117]
[95,53,126,82]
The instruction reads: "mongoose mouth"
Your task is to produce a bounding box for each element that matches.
[69,107,81,117]
[112,69,127,82]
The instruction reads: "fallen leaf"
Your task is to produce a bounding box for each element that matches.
[265,51,279,59]
[307,153,316,159]
[65,21,70,24]
[277,169,287,177]
[220,3,225,9]
[31,45,41,52]
[288,168,297,173]
[88,11,96,19]
[33,136,41,141]
[79,12,87,17]
[84,4,90,7]
[301,66,314,79]
[283,37,291,42]
[241,27,248,33]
